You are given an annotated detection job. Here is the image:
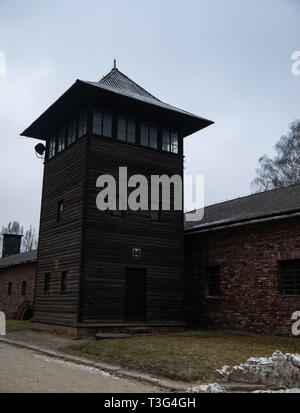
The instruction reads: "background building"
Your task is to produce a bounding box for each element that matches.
[0,234,36,320]
[185,184,300,335]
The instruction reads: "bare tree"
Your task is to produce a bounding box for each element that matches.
[251,120,300,193]
[23,225,38,252]
[1,221,24,235]
[1,222,38,253]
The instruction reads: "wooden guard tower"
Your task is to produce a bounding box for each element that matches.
[21,64,213,335]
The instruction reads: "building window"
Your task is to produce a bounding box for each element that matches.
[44,273,50,294]
[8,282,12,296]
[57,200,64,221]
[48,137,56,159]
[205,266,221,297]
[162,129,179,154]
[61,272,68,295]
[117,117,136,143]
[113,196,123,216]
[141,123,158,149]
[279,260,300,296]
[57,125,66,153]
[151,210,161,221]
[78,110,88,138]
[92,109,112,138]
[21,281,27,296]
[67,118,77,146]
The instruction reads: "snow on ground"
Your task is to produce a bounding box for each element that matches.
[186,383,225,393]
[217,351,300,388]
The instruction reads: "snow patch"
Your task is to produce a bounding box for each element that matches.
[33,354,118,379]
[217,351,300,387]
[187,383,225,393]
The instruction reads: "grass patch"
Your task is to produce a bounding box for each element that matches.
[67,331,300,382]
[6,320,30,332]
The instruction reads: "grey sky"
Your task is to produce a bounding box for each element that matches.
[0,0,299,230]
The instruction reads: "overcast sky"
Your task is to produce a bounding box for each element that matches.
[0,0,300,230]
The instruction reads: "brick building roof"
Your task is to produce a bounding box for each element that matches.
[185,183,300,232]
[0,250,37,269]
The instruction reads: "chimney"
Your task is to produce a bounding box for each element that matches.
[1,234,23,258]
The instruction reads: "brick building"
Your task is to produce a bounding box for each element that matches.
[185,184,300,335]
[0,234,37,320]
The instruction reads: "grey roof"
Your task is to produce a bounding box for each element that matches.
[0,250,37,270]
[185,184,300,232]
[79,68,210,122]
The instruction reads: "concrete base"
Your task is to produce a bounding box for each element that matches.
[30,319,186,338]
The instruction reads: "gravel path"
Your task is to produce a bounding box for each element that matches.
[0,342,161,393]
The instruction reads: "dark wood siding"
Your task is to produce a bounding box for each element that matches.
[34,138,87,322]
[81,136,184,323]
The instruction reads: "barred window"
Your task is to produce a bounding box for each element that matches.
[92,109,112,138]
[48,137,56,159]
[205,266,221,297]
[67,118,77,146]
[279,260,300,296]
[162,129,179,154]
[117,116,136,143]
[141,123,158,149]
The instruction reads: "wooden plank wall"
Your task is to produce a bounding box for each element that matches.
[82,136,184,323]
[34,138,87,322]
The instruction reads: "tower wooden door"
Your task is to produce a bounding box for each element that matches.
[125,269,146,322]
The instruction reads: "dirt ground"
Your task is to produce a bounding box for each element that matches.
[0,342,161,393]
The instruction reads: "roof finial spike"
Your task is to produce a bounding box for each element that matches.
[113,58,117,70]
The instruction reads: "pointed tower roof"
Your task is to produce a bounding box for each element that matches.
[21,66,214,140]
[79,67,210,121]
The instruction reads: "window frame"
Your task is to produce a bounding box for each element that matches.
[48,137,56,160]
[8,282,13,297]
[92,108,113,138]
[57,125,66,153]
[44,273,50,295]
[113,196,123,217]
[162,128,179,154]
[117,116,136,144]
[21,281,27,296]
[67,117,77,146]
[57,200,64,222]
[61,272,68,295]
[205,265,221,298]
[279,260,300,297]
[140,122,158,149]
[78,109,88,138]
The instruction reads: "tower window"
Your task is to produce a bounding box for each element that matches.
[151,210,161,221]
[279,260,300,296]
[117,117,136,144]
[8,282,12,296]
[21,281,27,296]
[92,109,112,137]
[141,123,158,149]
[57,125,66,153]
[57,200,64,221]
[48,137,56,159]
[61,272,68,295]
[78,110,88,138]
[205,266,221,297]
[44,273,50,294]
[113,196,123,216]
[162,129,179,154]
[67,118,77,146]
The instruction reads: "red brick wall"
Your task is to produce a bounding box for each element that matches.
[0,262,36,319]
[185,216,300,335]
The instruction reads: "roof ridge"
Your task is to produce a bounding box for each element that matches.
[99,68,161,102]
[185,182,300,215]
